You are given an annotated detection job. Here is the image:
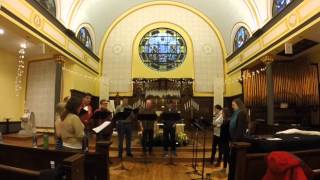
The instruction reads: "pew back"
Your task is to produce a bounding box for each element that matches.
[0,143,84,180]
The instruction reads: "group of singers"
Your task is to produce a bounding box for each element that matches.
[210,98,249,177]
[114,98,178,158]
[55,94,179,158]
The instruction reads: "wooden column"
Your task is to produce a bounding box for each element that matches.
[262,56,275,125]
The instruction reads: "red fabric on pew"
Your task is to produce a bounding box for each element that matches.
[263,151,308,180]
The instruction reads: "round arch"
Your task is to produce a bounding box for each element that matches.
[97,1,228,62]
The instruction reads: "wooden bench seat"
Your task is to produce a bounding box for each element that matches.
[0,141,111,180]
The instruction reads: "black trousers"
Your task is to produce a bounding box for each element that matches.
[220,141,230,168]
[211,135,222,163]
[163,127,176,151]
[228,143,236,180]
[142,129,154,153]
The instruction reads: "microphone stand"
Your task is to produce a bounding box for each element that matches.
[186,122,201,177]
[192,122,208,180]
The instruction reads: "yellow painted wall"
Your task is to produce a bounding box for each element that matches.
[132,22,194,79]
[0,50,26,121]
[225,70,242,97]
[62,61,99,98]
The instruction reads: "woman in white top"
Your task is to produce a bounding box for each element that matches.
[210,105,223,165]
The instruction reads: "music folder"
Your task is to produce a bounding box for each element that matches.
[137,113,158,121]
[92,121,111,133]
[160,112,181,123]
[92,110,111,120]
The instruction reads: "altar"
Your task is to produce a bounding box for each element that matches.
[155,123,185,135]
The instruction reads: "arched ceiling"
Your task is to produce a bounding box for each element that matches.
[57,0,271,55]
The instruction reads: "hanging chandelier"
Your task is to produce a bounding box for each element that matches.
[15,43,27,96]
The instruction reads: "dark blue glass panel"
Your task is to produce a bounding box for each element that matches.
[273,0,293,16]
[35,0,56,17]
[77,27,93,51]
[233,27,250,51]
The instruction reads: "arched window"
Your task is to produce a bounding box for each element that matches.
[139,28,187,71]
[77,27,93,51]
[35,0,56,17]
[233,27,250,51]
[272,0,293,17]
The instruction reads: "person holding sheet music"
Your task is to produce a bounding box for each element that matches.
[116,98,134,158]
[162,101,178,157]
[79,93,93,127]
[138,99,156,156]
[93,99,113,141]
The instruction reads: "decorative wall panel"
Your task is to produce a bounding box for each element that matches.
[26,60,56,128]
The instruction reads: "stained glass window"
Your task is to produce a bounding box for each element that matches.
[272,0,293,17]
[139,28,187,71]
[35,0,56,17]
[77,27,93,51]
[233,27,250,51]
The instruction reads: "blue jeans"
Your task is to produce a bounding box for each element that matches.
[117,122,132,157]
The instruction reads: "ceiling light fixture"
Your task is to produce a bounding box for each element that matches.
[20,43,27,49]
[0,29,4,35]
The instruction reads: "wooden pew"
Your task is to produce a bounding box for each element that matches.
[0,143,84,180]
[0,140,112,180]
[230,142,320,180]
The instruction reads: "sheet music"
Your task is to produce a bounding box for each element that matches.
[92,121,111,133]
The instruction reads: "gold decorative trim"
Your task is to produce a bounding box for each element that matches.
[226,0,318,73]
[1,0,99,74]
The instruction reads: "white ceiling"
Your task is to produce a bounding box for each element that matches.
[0,17,55,59]
[57,0,271,55]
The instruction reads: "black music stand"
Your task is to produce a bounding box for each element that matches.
[137,113,158,164]
[92,110,113,140]
[192,120,210,180]
[160,112,181,166]
[186,121,201,177]
[113,110,132,171]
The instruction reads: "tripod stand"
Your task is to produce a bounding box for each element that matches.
[191,122,208,180]
[186,124,201,176]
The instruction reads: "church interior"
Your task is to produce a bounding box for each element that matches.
[0,0,320,180]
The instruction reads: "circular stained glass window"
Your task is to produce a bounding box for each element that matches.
[139,28,187,71]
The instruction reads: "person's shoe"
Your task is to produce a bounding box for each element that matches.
[127,153,134,157]
[172,151,178,157]
[118,154,123,160]
[148,151,154,156]
[209,157,214,164]
[163,151,169,157]
[220,168,228,177]
[142,151,147,157]
[214,162,221,167]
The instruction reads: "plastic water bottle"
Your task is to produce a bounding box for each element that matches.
[50,161,55,169]
[0,132,3,143]
[32,132,38,148]
[43,133,49,150]
[82,133,89,153]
